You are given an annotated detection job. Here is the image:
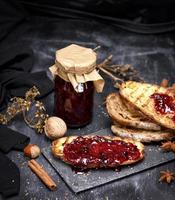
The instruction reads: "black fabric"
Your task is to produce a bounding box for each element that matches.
[19,0,175,23]
[0,0,26,42]
[19,0,175,34]
[0,125,30,198]
[0,152,20,198]
[0,125,30,153]
[0,0,53,110]
[0,44,53,110]
[0,0,51,198]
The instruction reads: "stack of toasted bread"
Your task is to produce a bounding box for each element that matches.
[106,81,175,142]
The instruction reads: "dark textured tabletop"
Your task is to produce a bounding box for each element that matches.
[1,16,175,200]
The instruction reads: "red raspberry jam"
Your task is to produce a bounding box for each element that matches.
[63,136,141,169]
[150,93,175,122]
[54,76,94,127]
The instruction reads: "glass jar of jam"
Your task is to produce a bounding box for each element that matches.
[54,75,94,127]
[50,44,104,128]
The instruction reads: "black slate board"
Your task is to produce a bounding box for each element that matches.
[42,128,175,193]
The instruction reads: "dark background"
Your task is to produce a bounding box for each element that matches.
[1,0,175,199]
[18,0,175,23]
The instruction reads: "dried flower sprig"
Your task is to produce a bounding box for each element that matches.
[97,55,144,88]
[0,86,48,133]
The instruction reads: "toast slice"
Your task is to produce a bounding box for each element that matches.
[52,135,144,169]
[106,93,161,131]
[111,125,175,143]
[120,81,175,130]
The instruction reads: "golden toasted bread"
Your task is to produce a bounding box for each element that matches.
[106,93,161,131]
[120,81,175,130]
[52,135,144,168]
[111,125,175,143]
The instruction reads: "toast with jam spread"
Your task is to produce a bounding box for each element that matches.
[106,93,161,131]
[52,135,144,169]
[119,81,175,130]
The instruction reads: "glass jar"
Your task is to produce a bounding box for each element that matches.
[54,75,94,127]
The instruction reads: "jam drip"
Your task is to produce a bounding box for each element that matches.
[63,136,141,169]
[150,93,175,122]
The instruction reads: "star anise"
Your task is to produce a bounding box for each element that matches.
[161,141,175,152]
[159,170,175,183]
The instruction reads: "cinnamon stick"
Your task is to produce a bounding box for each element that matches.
[28,159,57,191]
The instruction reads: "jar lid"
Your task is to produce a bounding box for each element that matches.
[55,44,96,75]
[50,44,105,93]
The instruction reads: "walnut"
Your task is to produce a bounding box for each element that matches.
[44,116,67,140]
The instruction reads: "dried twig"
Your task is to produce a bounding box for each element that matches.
[99,67,124,83]
[97,55,143,88]
[93,46,101,51]
[97,55,113,68]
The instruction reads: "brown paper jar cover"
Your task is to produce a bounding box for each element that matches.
[50,44,105,93]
